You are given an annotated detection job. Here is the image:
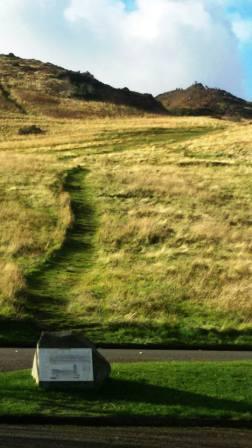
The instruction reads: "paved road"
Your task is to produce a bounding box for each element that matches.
[0,425,251,448]
[0,348,251,372]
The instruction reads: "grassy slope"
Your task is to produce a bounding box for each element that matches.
[0,362,251,420]
[0,115,251,345]
[25,168,96,328]
[0,54,164,118]
[156,83,252,118]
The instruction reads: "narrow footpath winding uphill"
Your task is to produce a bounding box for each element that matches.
[25,168,97,329]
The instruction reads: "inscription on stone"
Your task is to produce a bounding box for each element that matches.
[39,348,94,382]
[32,331,111,388]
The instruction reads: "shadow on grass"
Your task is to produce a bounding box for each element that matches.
[102,126,220,141]
[94,126,220,155]
[1,317,251,347]
[1,377,251,418]
[75,321,252,347]
[1,318,251,348]
[0,317,40,346]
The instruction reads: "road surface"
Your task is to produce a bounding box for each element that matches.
[0,348,251,372]
[0,425,251,448]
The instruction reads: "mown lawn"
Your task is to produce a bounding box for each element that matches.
[0,362,251,420]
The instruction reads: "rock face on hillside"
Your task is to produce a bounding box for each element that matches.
[156,83,252,119]
[0,53,165,118]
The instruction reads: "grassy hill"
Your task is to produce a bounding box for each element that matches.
[157,83,252,118]
[0,53,165,118]
[0,112,251,346]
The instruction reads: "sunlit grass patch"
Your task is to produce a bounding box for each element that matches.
[0,115,251,345]
[0,362,251,420]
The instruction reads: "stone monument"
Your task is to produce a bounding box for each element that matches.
[32,331,110,389]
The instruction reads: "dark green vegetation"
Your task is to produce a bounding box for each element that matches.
[18,125,44,135]
[0,362,251,421]
[157,83,252,119]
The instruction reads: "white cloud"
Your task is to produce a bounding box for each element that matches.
[232,16,252,43]
[64,0,243,95]
[0,0,244,96]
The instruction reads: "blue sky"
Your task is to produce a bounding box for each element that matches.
[225,0,252,98]
[126,0,252,98]
[0,0,252,98]
[124,0,136,10]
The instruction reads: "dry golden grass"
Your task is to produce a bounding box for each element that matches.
[0,113,251,343]
[0,144,73,314]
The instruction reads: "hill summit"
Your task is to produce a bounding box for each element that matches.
[1,54,251,120]
[0,53,165,118]
[156,82,252,118]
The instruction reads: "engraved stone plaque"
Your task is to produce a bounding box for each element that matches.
[32,331,110,389]
[39,348,93,382]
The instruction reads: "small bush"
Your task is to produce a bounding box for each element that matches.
[18,125,44,136]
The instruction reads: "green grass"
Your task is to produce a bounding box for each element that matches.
[0,116,251,346]
[0,362,251,421]
[23,167,97,329]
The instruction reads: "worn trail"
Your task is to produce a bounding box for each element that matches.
[24,167,96,328]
